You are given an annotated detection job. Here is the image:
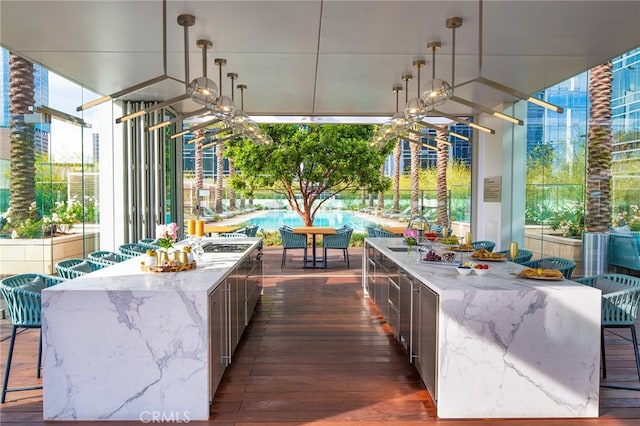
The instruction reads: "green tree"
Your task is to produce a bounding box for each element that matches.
[226,124,390,226]
[8,53,36,225]
[586,61,613,232]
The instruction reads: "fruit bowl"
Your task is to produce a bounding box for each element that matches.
[456,266,472,276]
[473,264,490,276]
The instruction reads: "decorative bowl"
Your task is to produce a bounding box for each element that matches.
[473,265,490,276]
[456,266,472,276]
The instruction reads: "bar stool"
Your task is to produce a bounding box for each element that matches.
[0,273,65,402]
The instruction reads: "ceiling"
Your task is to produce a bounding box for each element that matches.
[1,0,639,120]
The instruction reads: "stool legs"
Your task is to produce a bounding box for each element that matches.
[1,325,43,403]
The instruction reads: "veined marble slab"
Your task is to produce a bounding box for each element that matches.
[42,238,261,421]
[366,238,601,418]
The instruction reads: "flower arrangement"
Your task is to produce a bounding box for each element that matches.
[156,222,179,250]
[403,228,419,249]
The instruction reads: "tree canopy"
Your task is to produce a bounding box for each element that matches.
[225,124,391,226]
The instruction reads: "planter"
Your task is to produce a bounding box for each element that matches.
[0,231,100,277]
[524,231,584,277]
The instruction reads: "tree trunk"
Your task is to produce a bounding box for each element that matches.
[586,61,613,232]
[195,131,203,214]
[228,159,236,210]
[392,140,401,212]
[410,138,420,217]
[215,141,224,213]
[377,163,385,211]
[436,128,449,227]
[9,53,36,225]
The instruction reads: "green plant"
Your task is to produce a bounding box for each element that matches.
[549,201,585,238]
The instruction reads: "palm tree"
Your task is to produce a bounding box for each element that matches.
[215,141,224,213]
[436,127,449,227]
[228,159,236,210]
[410,137,420,217]
[392,139,401,212]
[8,53,36,225]
[377,163,385,211]
[194,130,204,215]
[586,61,613,232]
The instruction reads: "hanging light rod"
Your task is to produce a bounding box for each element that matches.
[472,77,564,113]
[146,107,210,132]
[201,133,242,149]
[431,109,495,134]
[406,128,451,146]
[418,119,469,141]
[449,95,523,125]
[170,118,224,139]
[116,93,190,124]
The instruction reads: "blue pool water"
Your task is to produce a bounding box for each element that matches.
[248,210,374,232]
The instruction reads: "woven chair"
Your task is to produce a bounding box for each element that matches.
[55,258,106,279]
[377,228,401,238]
[575,274,640,381]
[219,232,248,238]
[366,226,377,238]
[119,243,147,258]
[88,250,128,266]
[323,226,354,268]
[0,273,65,402]
[521,257,576,279]
[494,248,533,264]
[279,225,307,268]
[138,238,160,250]
[242,225,259,237]
[471,240,496,252]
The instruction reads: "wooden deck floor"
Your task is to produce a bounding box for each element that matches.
[2,247,640,424]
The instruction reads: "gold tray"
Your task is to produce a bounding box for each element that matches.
[141,261,196,273]
[469,255,507,262]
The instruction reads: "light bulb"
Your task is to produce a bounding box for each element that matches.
[420,78,452,108]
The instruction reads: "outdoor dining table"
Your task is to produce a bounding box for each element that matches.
[203,224,243,236]
[381,226,407,235]
[292,226,337,268]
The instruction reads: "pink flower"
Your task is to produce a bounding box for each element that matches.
[403,229,418,239]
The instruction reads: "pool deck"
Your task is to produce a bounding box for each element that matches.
[213,208,407,231]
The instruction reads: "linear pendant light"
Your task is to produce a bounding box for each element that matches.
[77,0,172,112]
[116,13,195,124]
[455,0,563,114]
[146,107,210,132]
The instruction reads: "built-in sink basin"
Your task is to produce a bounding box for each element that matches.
[387,246,415,252]
[202,243,252,253]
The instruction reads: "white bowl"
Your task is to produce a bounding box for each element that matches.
[456,266,472,276]
[473,266,490,276]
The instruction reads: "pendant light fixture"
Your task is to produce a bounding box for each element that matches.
[115,13,195,124]
[420,42,452,109]
[457,0,564,113]
[188,39,218,108]
[77,0,175,112]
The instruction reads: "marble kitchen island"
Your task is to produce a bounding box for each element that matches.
[364,238,602,419]
[41,238,262,421]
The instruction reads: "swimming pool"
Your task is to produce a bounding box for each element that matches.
[248,210,374,232]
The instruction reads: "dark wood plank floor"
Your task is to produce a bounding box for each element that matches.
[3,247,640,424]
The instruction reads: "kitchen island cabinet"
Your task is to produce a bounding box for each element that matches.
[42,238,262,421]
[363,238,601,419]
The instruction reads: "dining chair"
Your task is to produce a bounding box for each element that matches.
[521,257,577,279]
[494,248,533,264]
[323,226,354,268]
[88,250,128,266]
[377,228,401,238]
[55,258,107,279]
[279,225,307,268]
[366,226,377,238]
[0,273,65,402]
[241,224,260,237]
[118,243,147,258]
[138,238,160,249]
[219,232,248,238]
[471,240,496,252]
[574,274,640,381]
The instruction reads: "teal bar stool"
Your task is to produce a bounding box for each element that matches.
[0,273,65,402]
